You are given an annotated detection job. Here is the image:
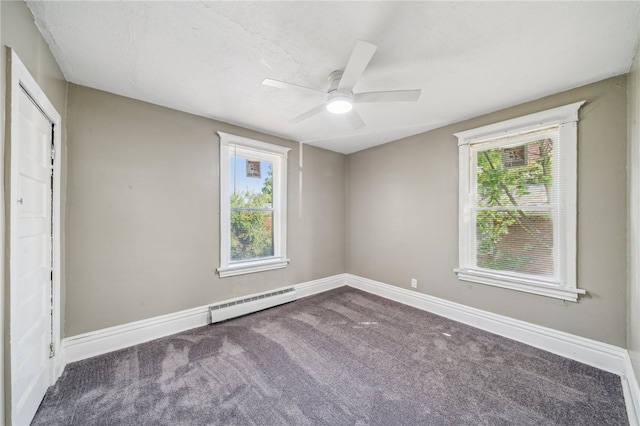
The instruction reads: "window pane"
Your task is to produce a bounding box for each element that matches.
[230,209,274,261]
[476,138,553,208]
[476,210,553,276]
[230,156,273,208]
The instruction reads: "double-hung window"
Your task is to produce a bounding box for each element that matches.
[454,102,585,301]
[217,132,290,277]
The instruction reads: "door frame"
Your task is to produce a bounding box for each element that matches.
[7,48,63,422]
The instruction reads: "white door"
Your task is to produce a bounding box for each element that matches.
[10,86,54,426]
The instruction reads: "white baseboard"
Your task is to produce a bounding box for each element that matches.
[296,273,348,298]
[61,274,347,365]
[58,272,637,424]
[63,304,210,364]
[61,272,627,373]
[622,352,640,426]
[346,274,626,375]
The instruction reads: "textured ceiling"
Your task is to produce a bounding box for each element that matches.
[27,1,640,154]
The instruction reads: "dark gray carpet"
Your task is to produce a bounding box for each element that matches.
[32,287,628,425]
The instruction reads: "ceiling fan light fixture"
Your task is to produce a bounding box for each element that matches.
[326,93,353,114]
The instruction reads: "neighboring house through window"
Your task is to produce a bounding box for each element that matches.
[454,101,585,301]
[217,132,290,277]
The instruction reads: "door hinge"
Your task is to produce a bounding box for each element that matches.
[49,343,55,358]
[51,147,56,161]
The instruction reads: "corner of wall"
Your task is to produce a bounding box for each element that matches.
[628,32,640,387]
[344,154,351,273]
[0,4,5,424]
[59,81,69,342]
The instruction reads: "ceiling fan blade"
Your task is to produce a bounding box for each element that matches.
[289,104,326,124]
[262,79,325,97]
[344,109,366,129]
[353,89,422,103]
[337,40,377,92]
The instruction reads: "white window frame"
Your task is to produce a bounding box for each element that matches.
[454,101,586,302]
[217,132,290,278]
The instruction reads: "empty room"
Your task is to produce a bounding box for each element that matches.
[2,1,640,425]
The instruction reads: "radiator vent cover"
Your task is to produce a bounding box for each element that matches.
[209,287,296,323]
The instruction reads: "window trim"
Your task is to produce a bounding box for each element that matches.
[454,101,586,302]
[217,132,290,278]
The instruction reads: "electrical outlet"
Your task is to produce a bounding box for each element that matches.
[411,278,418,288]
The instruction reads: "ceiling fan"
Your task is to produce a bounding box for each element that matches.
[262,40,422,129]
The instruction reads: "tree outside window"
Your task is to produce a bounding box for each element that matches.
[475,138,554,276]
[230,165,274,261]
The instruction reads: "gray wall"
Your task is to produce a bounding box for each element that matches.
[347,76,628,347]
[628,43,640,385]
[65,84,346,336]
[1,1,68,423]
[1,0,69,330]
[1,2,68,111]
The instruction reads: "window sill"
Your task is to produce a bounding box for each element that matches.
[218,258,289,278]
[454,268,585,302]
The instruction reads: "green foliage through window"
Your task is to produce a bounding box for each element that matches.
[230,164,274,261]
[475,139,554,276]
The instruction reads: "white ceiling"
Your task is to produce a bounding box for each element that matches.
[27,1,640,154]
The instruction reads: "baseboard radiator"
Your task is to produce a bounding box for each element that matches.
[209,287,297,324]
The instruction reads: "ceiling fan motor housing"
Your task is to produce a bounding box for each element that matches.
[327,70,344,92]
